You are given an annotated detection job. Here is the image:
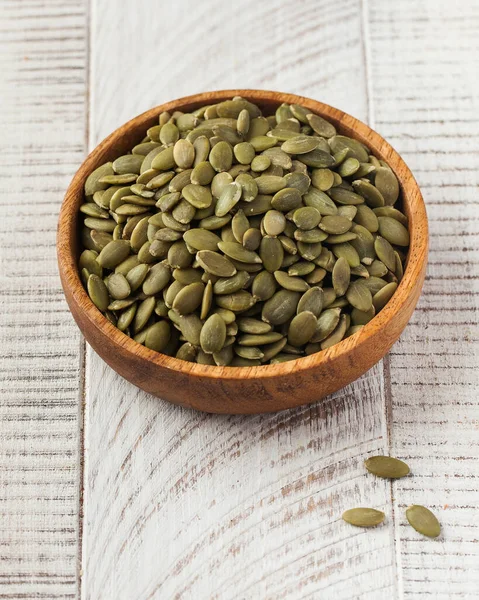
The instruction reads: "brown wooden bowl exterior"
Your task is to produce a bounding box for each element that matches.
[57,90,428,414]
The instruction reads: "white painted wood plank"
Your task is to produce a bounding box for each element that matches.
[368,1,479,597]
[0,0,87,598]
[84,1,396,598]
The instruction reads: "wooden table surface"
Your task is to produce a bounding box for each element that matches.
[1,1,478,598]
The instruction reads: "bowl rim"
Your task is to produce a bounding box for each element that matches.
[57,89,428,381]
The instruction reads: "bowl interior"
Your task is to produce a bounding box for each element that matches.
[58,90,428,382]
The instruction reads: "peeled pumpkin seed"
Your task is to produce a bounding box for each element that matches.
[274,270,309,292]
[375,167,399,205]
[378,216,410,246]
[342,508,385,528]
[365,455,410,479]
[373,282,398,311]
[79,97,409,366]
[288,311,316,346]
[106,273,131,300]
[332,257,350,297]
[346,281,372,312]
[406,505,441,538]
[87,274,109,311]
[215,290,254,312]
[262,290,300,325]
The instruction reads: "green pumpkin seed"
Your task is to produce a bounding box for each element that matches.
[133,297,156,333]
[218,241,261,264]
[346,281,372,312]
[296,287,324,317]
[126,264,149,291]
[311,308,341,342]
[215,182,242,217]
[274,270,309,292]
[87,274,109,311]
[259,236,284,272]
[406,505,441,538]
[365,455,410,479]
[374,236,396,271]
[281,135,320,155]
[372,282,398,311]
[378,216,410,246]
[373,206,408,226]
[329,187,364,206]
[342,508,385,528]
[311,168,334,191]
[319,215,352,235]
[306,113,336,138]
[262,290,300,325]
[337,205,357,220]
[79,250,102,278]
[213,270,249,295]
[237,332,284,346]
[191,161,215,186]
[173,281,205,315]
[117,303,137,331]
[329,135,369,163]
[332,257,350,297]
[84,163,114,196]
[362,276,388,295]
[178,313,203,345]
[144,321,171,353]
[292,207,321,230]
[209,141,233,172]
[332,242,360,267]
[147,147,172,172]
[176,342,198,362]
[351,305,375,325]
[142,263,170,296]
[304,188,338,215]
[106,273,131,300]
[96,240,131,269]
[234,346,264,360]
[215,290,254,312]
[287,311,316,346]
[237,318,272,335]
[375,167,399,205]
[320,314,348,349]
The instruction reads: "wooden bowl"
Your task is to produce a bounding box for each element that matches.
[57,90,428,414]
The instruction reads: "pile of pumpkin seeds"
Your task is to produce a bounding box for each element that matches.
[342,455,441,538]
[79,97,410,366]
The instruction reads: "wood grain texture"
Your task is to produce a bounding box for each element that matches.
[58,89,427,413]
[83,0,398,597]
[0,0,87,598]
[369,1,479,597]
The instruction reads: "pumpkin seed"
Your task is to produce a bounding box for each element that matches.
[87,274,109,311]
[378,216,410,246]
[262,290,300,325]
[106,273,131,300]
[375,167,399,205]
[306,113,336,138]
[274,270,309,292]
[373,282,398,311]
[342,508,385,528]
[406,505,441,538]
[332,257,350,297]
[215,290,254,312]
[311,308,341,343]
[287,311,316,346]
[346,281,372,312]
[144,321,171,352]
[365,456,410,479]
